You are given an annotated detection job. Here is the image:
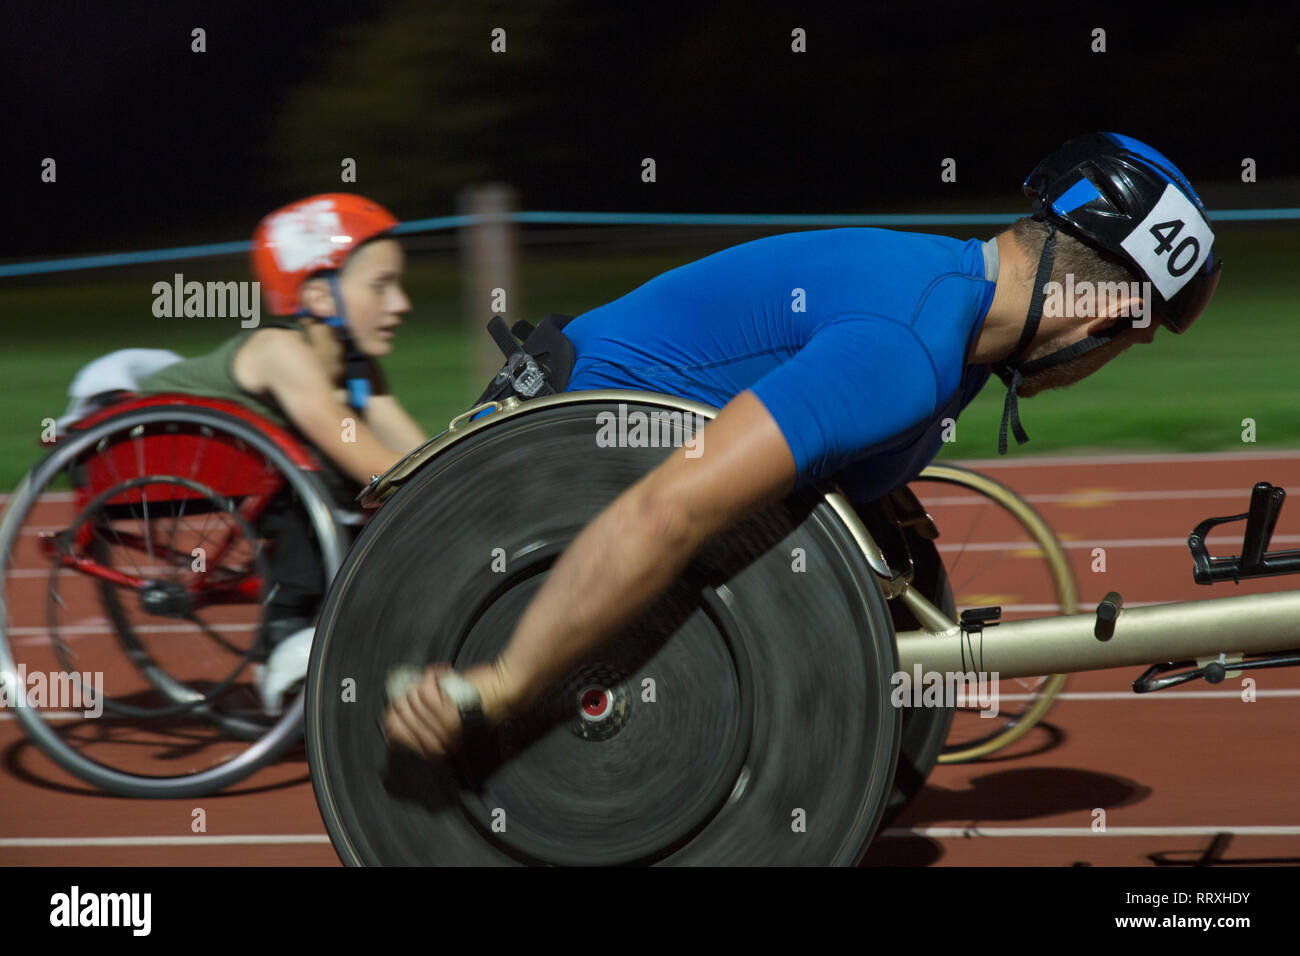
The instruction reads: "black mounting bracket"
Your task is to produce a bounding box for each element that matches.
[1189,482,1300,584]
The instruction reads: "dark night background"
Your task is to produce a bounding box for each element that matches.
[4,0,1298,260]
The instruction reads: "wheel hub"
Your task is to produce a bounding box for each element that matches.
[570,669,632,741]
[139,580,193,618]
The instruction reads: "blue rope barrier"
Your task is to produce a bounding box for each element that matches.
[3,208,1298,279]
[0,240,251,278]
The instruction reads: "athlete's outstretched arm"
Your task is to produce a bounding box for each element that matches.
[383,390,798,758]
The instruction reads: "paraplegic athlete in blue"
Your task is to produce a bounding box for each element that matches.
[384,132,1223,757]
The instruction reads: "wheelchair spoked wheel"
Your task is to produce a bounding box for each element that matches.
[0,404,344,797]
[307,392,901,865]
[63,475,274,740]
[909,464,1078,763]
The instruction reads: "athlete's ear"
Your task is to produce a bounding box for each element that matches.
[1082,290,1148,340]
[298,277,338,318]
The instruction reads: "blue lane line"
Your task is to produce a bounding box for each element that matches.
[4,208,1298,278]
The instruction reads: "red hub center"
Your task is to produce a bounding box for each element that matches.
[580,687,610,719]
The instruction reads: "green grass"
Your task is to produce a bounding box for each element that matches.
[1,227,1295,488]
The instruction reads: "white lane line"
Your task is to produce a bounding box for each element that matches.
[7,622,257,637]
[879,825,1300,839]
[0,706,273,721]
[976,689,1300,702]
[923,488,1287,505]
[966,602,1172,613]
[6,566,174,578]
[2,535,1279,575]
[0,531,1234,578]
[0,492,76,505]
[5,828,1298,848]
[950,449,1300,468]
[0,712,90,721]
[0,834,330,848]
[939,534,1300,551]
[1,712,99,721]
[4,689,1293,722]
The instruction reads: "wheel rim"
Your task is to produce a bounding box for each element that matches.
[912,464,1077,763]
[0,406,343,797]
[48,474,270,734]
[307,394,899,865]
[883,529,957,820]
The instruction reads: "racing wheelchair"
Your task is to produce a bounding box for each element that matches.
[0,393,349,797]
[303,390,1087,865]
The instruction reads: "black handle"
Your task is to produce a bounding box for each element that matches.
[1094,591,1123,641]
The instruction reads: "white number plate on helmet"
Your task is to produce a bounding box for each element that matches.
[1120,183,1214,301]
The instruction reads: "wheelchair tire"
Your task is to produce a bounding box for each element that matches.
[0,404,345,798]
[884,531,956,822]
[307,392,902,866]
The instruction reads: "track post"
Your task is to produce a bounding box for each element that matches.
[457,184,520,395]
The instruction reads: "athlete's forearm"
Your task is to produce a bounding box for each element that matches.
[489,482,701,719]
[364,396,427,454]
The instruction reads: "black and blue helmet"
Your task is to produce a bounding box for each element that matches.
[993,132,1223,454]
[1022,131,1222,333]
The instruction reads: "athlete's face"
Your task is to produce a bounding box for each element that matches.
[336,239,411,357]
[1015,320,1155,398]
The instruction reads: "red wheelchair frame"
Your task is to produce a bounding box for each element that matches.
[39,394,326,614]
[0,391,349,797]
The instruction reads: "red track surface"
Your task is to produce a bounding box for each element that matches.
[4,450,1299,867]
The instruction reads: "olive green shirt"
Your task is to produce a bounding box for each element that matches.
[138,320,390,433]
[137,331,296,427]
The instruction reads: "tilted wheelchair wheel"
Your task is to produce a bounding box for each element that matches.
[0,404,345,797]
[307,392,902,866]
[909,464,1078,763]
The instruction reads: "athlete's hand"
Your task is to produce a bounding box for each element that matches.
[382,661,514,759]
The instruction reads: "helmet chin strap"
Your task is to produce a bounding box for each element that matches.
[991,222,1056,455]
[990,221,1135,455]
[317,273,372,413]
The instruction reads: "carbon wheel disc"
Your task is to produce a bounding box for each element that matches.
[306,394,900,865]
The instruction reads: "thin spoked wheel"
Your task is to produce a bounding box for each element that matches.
[73,474,276,741]
[909,464,1077,763]
[0,404,343,797]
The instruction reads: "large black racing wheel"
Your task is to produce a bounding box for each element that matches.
[306,392,902,866]
[882,530,955,822]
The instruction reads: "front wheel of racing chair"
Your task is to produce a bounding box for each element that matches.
[0,396,348,798]
[908,464,1078,763]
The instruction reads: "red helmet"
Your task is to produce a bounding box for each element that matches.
[251,193,399,315]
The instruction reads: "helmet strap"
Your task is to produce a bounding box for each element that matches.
[320,273,372,413]
[991,220,1057,455]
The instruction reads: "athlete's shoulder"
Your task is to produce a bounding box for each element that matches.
[241,326,316,360]
[233,326,324,391]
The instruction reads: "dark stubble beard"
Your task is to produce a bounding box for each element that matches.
[1014,332,1135,399]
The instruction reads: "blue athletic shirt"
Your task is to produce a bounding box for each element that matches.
[562,227,996,505]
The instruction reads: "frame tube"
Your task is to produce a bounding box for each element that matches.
[896,588,1300,678]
